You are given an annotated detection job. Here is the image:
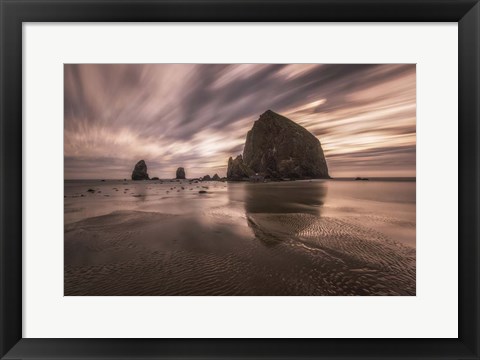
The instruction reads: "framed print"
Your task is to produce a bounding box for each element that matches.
[63,63,416,297]
[1,0,479,359]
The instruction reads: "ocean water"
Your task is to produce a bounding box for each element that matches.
[64,179,416,296]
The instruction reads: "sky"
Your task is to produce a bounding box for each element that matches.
[64,64,416,179]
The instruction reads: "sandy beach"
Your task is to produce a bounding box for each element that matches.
[64,179,415,296]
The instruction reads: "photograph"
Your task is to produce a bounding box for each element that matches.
[64,63,416,296]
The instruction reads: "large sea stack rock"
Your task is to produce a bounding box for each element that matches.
[176,167,186,179]
[131,160,150,180]
[227,155,254,181]
[242,110,329,179]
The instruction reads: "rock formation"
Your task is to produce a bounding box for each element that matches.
[212,173,221,181]
[131,160,150,180]
[233,110,329,180]
[227,155,255,181]
[202,175,212,181]
[176,167,186,179]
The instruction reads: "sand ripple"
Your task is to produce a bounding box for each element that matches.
[65,208,415,296]
[247,213,415,295]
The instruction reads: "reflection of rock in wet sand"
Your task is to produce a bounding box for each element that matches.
[243,182,415,295]
[243,181,327,215]
[243,181,326,246]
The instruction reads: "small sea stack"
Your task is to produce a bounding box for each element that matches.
[176,167,186,179]
[131,160,150,180]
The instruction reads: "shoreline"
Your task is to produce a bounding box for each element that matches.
[65,177,417,182]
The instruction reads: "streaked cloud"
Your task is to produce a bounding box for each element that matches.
[64,64,415,179]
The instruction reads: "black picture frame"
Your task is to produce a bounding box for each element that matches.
[1,1,479,359]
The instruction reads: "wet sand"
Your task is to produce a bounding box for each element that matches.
[64,179,416,296]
